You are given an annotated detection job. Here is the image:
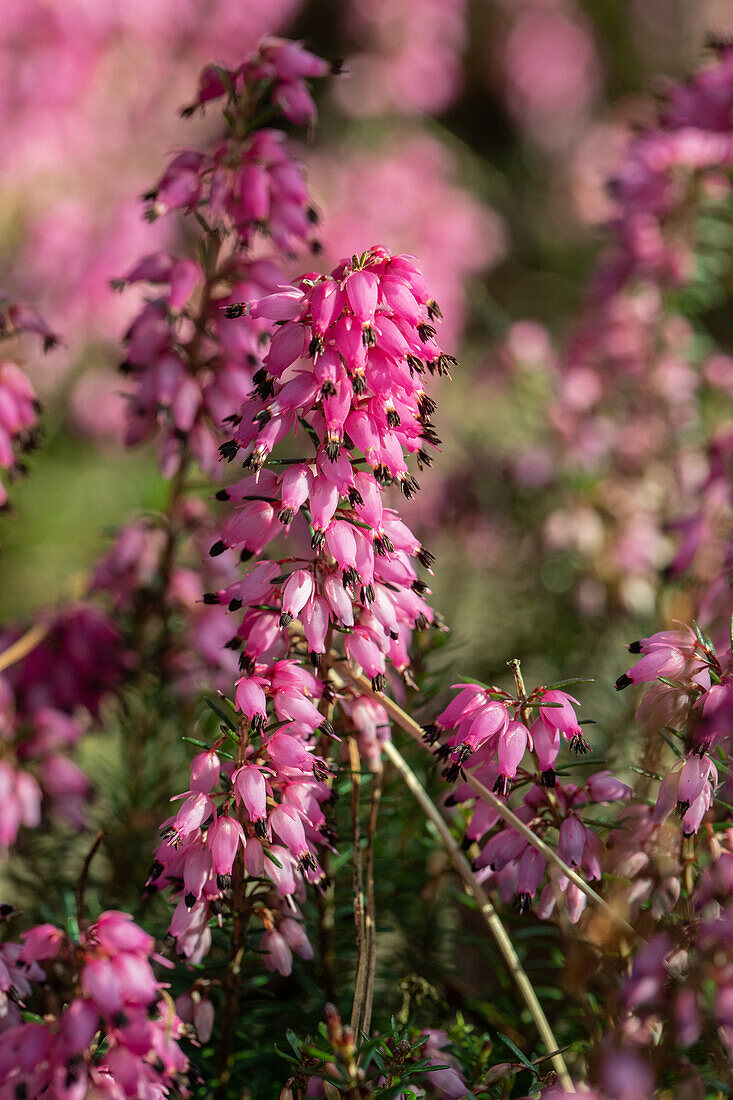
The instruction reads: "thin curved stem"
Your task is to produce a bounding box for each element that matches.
[0,621,49,673]
[362,760,382,1035]
[381,739,574,1092]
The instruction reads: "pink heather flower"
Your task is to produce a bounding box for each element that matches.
[207,814,245,876]
[233,765,268,836]
[421,1028,468,1099]
[538,689,588,754]
[0,912,187,1096]
[652,755,717,836]
[261,928,293,976]
[597,1045,656,1100]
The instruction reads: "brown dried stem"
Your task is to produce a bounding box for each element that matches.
[348,735,368,1034]
[381,739,575,1092]
[336,662,637,940]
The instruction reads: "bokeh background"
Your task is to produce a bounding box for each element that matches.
[2,4,733,1092]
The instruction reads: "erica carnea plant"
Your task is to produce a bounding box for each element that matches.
[1,29,733,1100]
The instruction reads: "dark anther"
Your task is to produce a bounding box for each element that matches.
[298,851,318,872]
[401,475,420,499]
[219,439,239,462]
[615,673,633,691]
[416,547,435,569]
[492,775,511,797]
[147,859,164,882]
[436,354,458,376]
[222,303,247,318]
[418,393,437,418]
[351,370,367,395]
[202,592,219,604]
[309,334,325,357]
[209,540,227,557]
[420,721,435,748]
[570,734,590,755]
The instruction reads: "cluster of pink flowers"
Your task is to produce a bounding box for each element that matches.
[148,242,454,975]
[91,503,242,694]
[116,41,336,480]
[214,246,448,672]
[556,834,733,1099]
[0,605,127,852]
[148,675,326,968]
[596,42,733,296]
[429,683,591,792]
[0,910,188,1097]
[0,300,56,509]
[179,36,338,128]
[431,673,638,920]
[118,251,281,477]
[476,42,733,621]
[616,625,730,835]
[472,774,631,922]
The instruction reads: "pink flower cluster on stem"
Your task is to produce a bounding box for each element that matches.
[148,243,454,971]
[0,910,188,1097]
